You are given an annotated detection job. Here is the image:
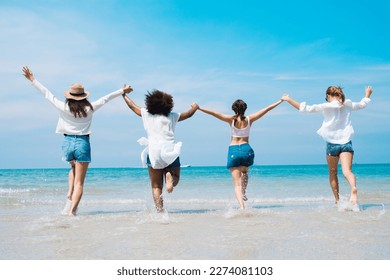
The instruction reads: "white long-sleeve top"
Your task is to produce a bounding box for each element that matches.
[31,79,123,135]
[299,98,371,144]
[138,107,182,169]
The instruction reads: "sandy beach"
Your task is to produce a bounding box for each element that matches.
[1,201,388,260]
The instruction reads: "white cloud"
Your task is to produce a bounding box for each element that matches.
[359,64,390,71]
[0,100,58,131]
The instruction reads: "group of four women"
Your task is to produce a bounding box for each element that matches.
[22,66,373,215]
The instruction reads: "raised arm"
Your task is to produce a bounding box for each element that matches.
[122,92,142,116]
[22,66,67,111]
[249,98,284,123]
[349,86,373,111]
[281,94,300,110]
[178,103,199,121]
[198,107,233,124]
[92,83,133,111]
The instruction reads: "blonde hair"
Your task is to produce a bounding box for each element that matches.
[326,86,345,104]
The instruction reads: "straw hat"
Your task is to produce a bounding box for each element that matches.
[64,83,90,100]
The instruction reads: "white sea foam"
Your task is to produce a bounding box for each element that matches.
[61,199,72,215]
[0,188,38,194]
[379,203,386,216]
[135,208,174,224]
[337,197,361,212]
[82,198,146,205]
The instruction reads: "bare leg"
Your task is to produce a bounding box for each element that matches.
[148,167,164,212]
[339,152,358,204]
[241,166,249,201]
[67,161,75,200]
[164,167,180,193]
[326,155,340,203]
[61,162,75,215]
[151,187,164,212]
[69,162,89,216]
[230,167,245,209]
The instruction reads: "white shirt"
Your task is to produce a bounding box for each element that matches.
[299,98,371,144]
[138,107,181,169]
[32,79,123,135]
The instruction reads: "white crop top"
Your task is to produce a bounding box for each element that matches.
[231,117,251,137]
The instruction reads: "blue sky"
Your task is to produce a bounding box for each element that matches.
[1,0,389,168]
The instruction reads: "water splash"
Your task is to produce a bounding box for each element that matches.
[136,208,172,224]
[379,203,386,216]
[337,198,360,212]
[61,199,72,216]
[223,207,254,218]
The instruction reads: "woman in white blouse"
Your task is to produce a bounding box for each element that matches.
[22,66,133,216]
[122,89,198,212]
[282,86,373,207]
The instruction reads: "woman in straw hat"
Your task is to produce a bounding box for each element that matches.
[22,66,133,216]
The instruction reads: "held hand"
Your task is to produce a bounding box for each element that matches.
[123,84,133,94]
[191,103,199,110]
[22,66,34,81]
[365,86,373,98]
[281,94,290,102]
[281,94,300,110]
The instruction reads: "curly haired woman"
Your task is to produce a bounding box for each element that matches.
[122,89,198,212]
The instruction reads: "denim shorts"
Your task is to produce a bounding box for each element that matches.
[146,155,181,169]
[326,141,354,157]
[62,135,91,163]
[227,143,255,169]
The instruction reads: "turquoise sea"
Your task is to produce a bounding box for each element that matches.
[0,164,389,259]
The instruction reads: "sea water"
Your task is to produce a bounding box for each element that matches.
[0,164,389,259]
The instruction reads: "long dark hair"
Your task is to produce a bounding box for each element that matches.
[232,99,247,121]
[67,99,94,118]
[145,89,174,116]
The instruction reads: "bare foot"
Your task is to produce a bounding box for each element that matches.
[166,172,173,193]
[156,206,164,213]
[68,206,78,216]
[350,188,358,205]
[68,211,76,216]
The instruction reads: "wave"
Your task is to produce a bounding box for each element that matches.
[0,187,40,194]
[0,195,333,208]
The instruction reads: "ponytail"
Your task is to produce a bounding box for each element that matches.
[232,99,247,121]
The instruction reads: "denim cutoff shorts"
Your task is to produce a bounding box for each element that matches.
[227,143,255,169]
[146,155,181,169]
[62,135,91,162]
[326,141,354,157]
